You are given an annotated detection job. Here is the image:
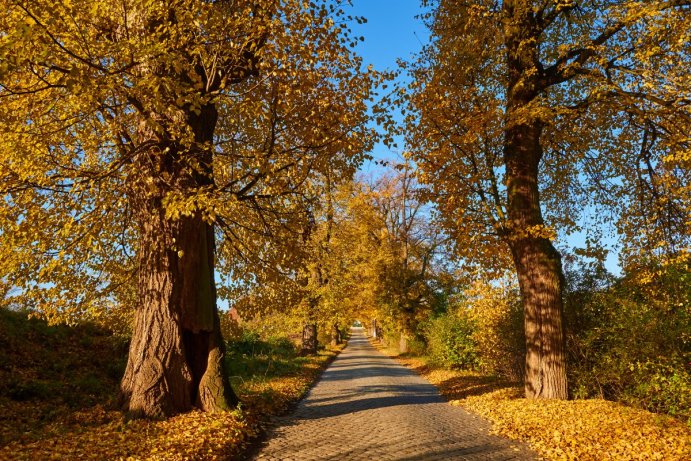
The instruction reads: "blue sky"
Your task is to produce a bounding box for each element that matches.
[345,0,429,172]
[343,0,622,275]
[346,1,429,70]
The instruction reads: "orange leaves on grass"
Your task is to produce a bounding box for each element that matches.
[239,347,341,418]
[0,408,252,461]
[0,346,342,460]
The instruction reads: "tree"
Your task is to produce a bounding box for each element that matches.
[303,170,452,347]
[0,0,376,416]
[365,165,447,346]
[405,0,691,399]
[232,168,456,352]
[299,172,335,355]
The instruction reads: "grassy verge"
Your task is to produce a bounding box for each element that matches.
[375,340,691,461]
[0,310,344,460]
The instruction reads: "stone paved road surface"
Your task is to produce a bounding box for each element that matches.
[252,328,537,461]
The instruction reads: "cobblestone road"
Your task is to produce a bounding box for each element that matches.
[252,328,537,460]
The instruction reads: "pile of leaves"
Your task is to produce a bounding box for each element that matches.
[0,311,343,460]
[396,355,691,461]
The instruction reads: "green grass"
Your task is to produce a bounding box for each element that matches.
[0,309,127,446]
[0,308,345,458]
[225,332,310,382]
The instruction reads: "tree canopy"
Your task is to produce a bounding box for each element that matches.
[0,0,379,416]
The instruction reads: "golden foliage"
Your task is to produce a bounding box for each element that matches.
[405,0,691,269]
[0,0,380,325]
[462,281,525,380]
[233,169,452,339]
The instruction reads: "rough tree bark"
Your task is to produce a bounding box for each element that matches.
[503,1,568,400]
[120,104,238,417]
[116,2,271,418]
[505,121,568,400]
[301,322,318,356]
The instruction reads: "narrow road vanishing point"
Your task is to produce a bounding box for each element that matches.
[253,328,537,460]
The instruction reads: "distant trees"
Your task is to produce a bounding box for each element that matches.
[0,0,376,417]
[405,0,691,399]
[321,168,452,349]
[361,166,450,347]
[232,168,455,354]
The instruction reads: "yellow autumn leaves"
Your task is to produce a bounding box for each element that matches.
[395,355,691,461]
[0,0,382,328]
[1,345,343,460]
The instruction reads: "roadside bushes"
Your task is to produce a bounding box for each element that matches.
[420,258,689,423]
[423,282,525,380]
[564,258,690,422]
[425,311,478,368]
[465,283,525,381]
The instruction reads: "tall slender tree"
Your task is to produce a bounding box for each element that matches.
[406,0,691,399]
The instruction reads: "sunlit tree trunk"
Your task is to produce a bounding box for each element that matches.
[301,322,318,355]
[120,105,237,417]
[505,121,568,399]
[502,1,568,400]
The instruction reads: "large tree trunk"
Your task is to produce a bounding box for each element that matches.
[503,1,568,400]
[120,105,238,417]
[511,235,568,399]
[504,116,568,400]
[120,214,237,417]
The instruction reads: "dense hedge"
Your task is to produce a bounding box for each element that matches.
[425,312,478,369]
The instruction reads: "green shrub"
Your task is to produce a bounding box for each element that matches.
[564,258,691,423]
[226,330,263,356]
[265,336,298,356]
[225,328,305,381]
[406,336,427,356]
[425,312,479,369]
[464,284,525,381]
[627,361,691,420]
